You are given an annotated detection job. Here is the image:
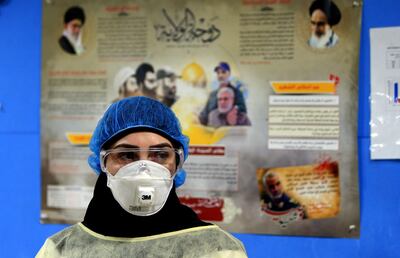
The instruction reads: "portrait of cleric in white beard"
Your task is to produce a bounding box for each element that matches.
[58,6,86,55]
[36,96,248,258]
[308,0,341,49]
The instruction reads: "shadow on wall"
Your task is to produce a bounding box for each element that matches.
[0,0,11,7]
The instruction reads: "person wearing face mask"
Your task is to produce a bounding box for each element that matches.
[308,0,341,49]
[136,63,159,99]
[112,66,140,103]
[58,6,86,55]
[36,96,247,258]
[208,87,251,128]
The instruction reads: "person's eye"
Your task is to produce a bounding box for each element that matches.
[116,152,139,163]
[150,149,172,163]
[157,151,170,160]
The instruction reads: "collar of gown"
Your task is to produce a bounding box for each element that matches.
[82,172,209,237]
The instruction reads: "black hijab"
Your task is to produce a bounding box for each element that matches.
[82,172,209,237]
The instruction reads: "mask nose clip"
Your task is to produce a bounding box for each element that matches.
[138,162,150,174]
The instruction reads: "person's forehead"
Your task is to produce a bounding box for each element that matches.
[266,177,280,184]
[111,131,173,147]
[311,9,328,21]
[68,19,83,25]
[218,90,234,98]
[216,68,229,73]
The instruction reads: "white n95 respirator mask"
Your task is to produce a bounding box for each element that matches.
[106,160,174,216]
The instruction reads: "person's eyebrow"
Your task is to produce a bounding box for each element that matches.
[111,143,173,149]
[112,143,139,149]
[149,143,174,149]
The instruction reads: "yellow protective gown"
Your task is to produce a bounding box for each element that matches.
[36,223,247,258]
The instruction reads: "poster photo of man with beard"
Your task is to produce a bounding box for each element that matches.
[58,6,86,55]
[308,0,341,49]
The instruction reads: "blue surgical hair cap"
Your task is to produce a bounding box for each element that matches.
[88,96,189,174]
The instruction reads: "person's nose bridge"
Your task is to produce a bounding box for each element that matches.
[138,150,150,161]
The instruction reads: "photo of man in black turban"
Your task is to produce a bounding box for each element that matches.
[308,0,341,49]
[58,6,86,55]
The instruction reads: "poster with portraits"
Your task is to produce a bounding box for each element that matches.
[41,0,361,237]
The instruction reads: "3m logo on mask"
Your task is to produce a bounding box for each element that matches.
[138,186,154,206]
[142,194,152,200]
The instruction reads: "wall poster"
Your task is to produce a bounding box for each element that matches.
[41,0,361,237]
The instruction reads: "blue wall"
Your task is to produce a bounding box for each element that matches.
[0,1,399,257]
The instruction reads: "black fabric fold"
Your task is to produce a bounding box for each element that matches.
[82,172,210,237]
